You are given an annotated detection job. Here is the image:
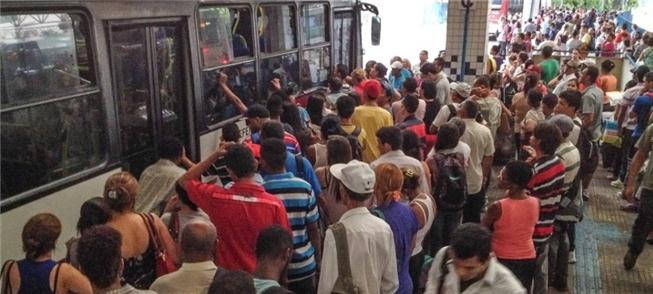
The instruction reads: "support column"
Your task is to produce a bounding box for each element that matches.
[444,0,490,83]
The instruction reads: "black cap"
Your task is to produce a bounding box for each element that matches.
[245,104,270,118]
[631,65,650,76]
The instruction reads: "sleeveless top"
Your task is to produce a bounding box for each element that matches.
[410,193,436,256]
[121,217,156,289]
[492,197,540,259]
[314,143,328,169]
[16,259,57,294]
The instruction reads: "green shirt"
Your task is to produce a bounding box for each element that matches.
[637,124,653,191]
[539,58,560,84]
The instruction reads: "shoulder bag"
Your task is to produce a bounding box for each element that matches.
[142,213,178,277]
[329,223,360,294]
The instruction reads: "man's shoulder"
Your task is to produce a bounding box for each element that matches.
[264,176,312,193]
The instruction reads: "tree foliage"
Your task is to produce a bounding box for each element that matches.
[551,0,639,10]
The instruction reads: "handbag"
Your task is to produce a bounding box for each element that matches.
[141,213,177,277]
[329,223,361,294]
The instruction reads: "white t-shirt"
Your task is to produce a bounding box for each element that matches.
[431,103,460,129]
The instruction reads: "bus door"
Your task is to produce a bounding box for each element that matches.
[108,20,190,177]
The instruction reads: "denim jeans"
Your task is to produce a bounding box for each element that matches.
[533,241,550,294]
[498,258,536,290]
[628,188,653,255]
[462,190,486,223]
[429,209,463,256]
[549,221,571,288]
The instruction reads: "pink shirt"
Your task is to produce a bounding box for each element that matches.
[492,197,540,259]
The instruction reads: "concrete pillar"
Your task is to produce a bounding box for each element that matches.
[444,0,490,83]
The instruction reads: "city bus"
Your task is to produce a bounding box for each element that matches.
[0,0,379,260]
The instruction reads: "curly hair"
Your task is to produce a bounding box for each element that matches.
[77,225,122,289]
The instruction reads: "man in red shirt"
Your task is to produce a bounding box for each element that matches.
[178,143,290,273]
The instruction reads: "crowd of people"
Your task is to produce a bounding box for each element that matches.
[3,7,653,294]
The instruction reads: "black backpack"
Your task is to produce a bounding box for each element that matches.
[428,152,467,211]
[573,120,598,176]
[344,127,363,161]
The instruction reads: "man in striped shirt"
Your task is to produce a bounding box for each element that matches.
[548,115,581,292]
[260,138,321,293]
[523,121,566,294]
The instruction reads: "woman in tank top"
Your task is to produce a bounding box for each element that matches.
[1,213,92,294]
[104,172,179,289]
[401,167,436,294]
[482,160,540,290]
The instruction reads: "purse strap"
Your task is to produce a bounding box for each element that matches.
[1,260,15,294]
[52,263,62,293]
[330,223,353,283]
[140,213,161,252]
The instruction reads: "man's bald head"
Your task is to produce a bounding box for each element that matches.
[181,221,217,261]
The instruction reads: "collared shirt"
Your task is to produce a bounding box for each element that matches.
[424,247,526,294]
[318,207,399,294]
[104,284,156,294]
[262,172,319,282]
[136,159,186,213]
[528,155,565,244]
[150,261,218,294]
[371,150,430,195]
[581,84,604,141]
[475,97,503,138]
[186,180,290,272]
[459,119,495,194]
[555,141,582,222]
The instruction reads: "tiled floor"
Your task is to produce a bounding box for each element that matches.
[486,165,653,294]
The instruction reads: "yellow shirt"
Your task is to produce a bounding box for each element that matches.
[351,105,393,163]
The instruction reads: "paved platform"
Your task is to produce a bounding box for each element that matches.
[486,165,653,294]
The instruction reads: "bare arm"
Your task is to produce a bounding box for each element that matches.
[481,201,502,229]
[218,73,247,115]
[482,155,493,187]
[153,213,181,266]
[624,149,647,203]
[307,222,322,265]
[177,143,232,190]
[581,112,594,127]
[59,263,93,294]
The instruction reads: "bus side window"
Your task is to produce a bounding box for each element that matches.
[1,12,105,200]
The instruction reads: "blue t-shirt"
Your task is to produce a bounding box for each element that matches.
[263,172,319,282]
[632,93,653,138]
[388,69,412,91]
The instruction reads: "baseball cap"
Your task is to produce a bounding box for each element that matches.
[361,79,383,99]
[245,104,270,118]
[329,160,375,194]
[391,61,403,69]
[450,82,471,98]
[549,114,574,136]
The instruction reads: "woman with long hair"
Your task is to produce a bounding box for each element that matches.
[314,135,353,225]
[372,163,419,294]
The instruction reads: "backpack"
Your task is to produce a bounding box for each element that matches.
[427,152,467,211]
[344,127,363,161]
[573,120,598,176]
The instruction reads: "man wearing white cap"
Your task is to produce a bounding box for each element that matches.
[389,60,411,91]
[430,82,471,133]
[317,160,399,294]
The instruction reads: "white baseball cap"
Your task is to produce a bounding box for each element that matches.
[329,160,375,194]
[391,61,403,70]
